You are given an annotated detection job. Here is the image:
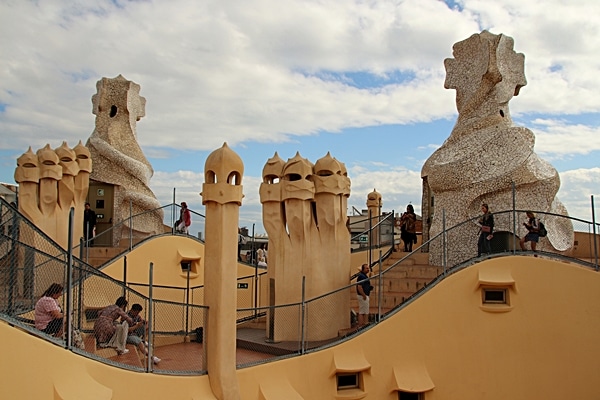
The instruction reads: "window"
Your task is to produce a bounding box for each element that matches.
[398,392,422,400]
[337,373,359,390]
[482,288,507,304]
[180,261,193,273]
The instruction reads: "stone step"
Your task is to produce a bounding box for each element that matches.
[388,249,430,263]
[373,265,442,278]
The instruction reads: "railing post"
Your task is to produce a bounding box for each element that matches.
[147,262,154,372]
[254,252,258,318]
[172,187,176,235]
[185,265,190,334]
[122,256,127,296]
[368,212,372,268]
[391,209,395,251]
[300,276,306,355]
[252,223,256,266]
[378,213,382,250]
[65,208,74,349]
[377,249,382,323]
[129,199,133,251]
[442,209,447,274]
[84,220,90,263]
[512,181,517,254]
[8,208,18,314]
[592,195,598,271]
[252,224,256,312]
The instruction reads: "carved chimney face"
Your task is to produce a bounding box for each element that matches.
[73,140,92,173]
[367,188,382,208]
[314,152,341,177]
[55,142,79,177]
[281,152,315,201]
[262,152,285,184]
[15,147,40,183]
[283,152,313,183]
[338,159,351,197]
[36,144,62,180]
[313,152,344,195]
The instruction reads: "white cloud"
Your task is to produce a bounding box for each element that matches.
[2,0,600,233]
[530,119,600,156]
[2,0,599,154]
[557,167,600,221]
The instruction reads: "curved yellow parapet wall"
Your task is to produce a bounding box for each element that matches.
[3,256,600,399]
[100,235,257,289]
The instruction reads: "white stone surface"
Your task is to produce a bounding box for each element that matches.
[422,31,573,265]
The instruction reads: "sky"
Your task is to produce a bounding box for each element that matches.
[1,0,600,235]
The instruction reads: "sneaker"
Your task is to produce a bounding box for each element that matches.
[117,349,129,355]
[152,356,161,363]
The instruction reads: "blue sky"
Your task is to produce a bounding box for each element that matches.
[1,0,600,234]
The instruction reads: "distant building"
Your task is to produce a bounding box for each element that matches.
[0,183,17,206]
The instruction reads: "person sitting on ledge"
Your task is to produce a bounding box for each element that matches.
[126,303,160,364]
[94,296,134,355]
[34,283,64,337]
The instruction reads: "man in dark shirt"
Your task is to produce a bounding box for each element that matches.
[356,264,372,327]
[83,202,97,246]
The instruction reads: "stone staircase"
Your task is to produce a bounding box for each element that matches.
[82,238,146,267]
[350,247,442,316]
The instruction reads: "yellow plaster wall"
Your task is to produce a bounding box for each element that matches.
[96,235,259,302]
[4,256,600,399]
[572,231,600,259]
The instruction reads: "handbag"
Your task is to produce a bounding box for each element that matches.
[481,225,491,233]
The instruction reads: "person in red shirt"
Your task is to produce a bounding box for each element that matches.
[176,202,192,234]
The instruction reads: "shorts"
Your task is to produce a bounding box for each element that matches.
[357,295,369,315]
[524,232,539,243]
[127,334,143,345]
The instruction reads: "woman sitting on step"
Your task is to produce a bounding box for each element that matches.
[94,296,134,355]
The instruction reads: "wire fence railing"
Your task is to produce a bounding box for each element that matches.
[232,207,599,367]
[0,197,209,374]
[2,194,600,373]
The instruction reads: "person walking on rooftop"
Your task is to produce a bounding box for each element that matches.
[400,204,417,252]
[356,264,372,327]
[83,202,97,246]
[520,211,540,253]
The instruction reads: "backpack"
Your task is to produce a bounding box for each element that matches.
[538,220,547,237]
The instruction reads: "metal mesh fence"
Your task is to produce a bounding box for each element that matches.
[0,197,208,374]
[236,303,302,368]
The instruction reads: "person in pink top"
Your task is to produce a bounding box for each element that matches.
[34,283,64,337]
